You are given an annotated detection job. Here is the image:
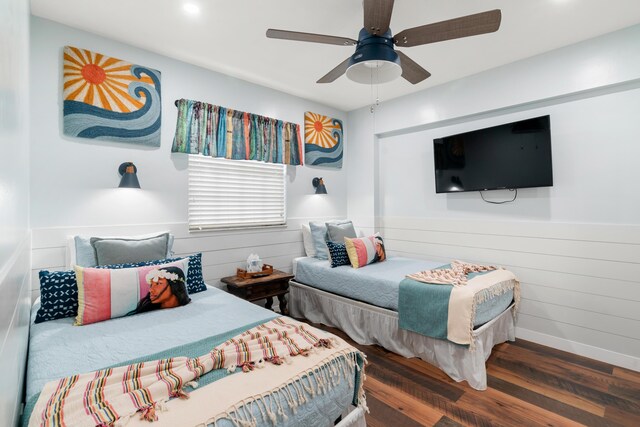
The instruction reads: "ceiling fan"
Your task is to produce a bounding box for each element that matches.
[266,0,501,85]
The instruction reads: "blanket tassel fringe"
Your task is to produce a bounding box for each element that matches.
[468,278,521,351]
[207,349,366,427]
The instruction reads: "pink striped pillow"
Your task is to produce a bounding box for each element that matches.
[344,233,387,269]
[74,259,190,325]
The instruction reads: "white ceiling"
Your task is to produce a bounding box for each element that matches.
[31,0,640,111]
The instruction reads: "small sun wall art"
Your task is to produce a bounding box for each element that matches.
[62,46,161,146]
[304,112,343,168]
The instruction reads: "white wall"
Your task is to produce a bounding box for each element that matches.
[29,16,347,229]
[379,87,640,223]
[347,24,640,370]
[0,0,31,425]
[29,17,347,296]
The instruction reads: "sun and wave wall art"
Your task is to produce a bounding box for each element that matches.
[62,46,161,146]
[304,112,343,168]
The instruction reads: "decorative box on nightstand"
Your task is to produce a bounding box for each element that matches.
[221,269,294,315]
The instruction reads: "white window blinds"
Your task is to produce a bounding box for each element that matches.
[188,156,286,231]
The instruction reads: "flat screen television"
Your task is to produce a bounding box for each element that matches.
[433,115,553,193]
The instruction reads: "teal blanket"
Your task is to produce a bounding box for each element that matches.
[398,269,501,344]
[398,277,453,340]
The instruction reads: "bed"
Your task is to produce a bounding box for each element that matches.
[290,256,518,390]
[23,286,366,427]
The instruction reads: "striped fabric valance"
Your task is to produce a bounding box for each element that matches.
[172,99,303,166]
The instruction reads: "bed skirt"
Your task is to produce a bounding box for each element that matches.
[336,406,366,427]
[289,280,516,391]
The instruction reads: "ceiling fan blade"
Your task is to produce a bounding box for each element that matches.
[396,51,431,84]
[363,0,395,35]
[394,9,502,47]
[317,57,351,83]
[266,29,356,46]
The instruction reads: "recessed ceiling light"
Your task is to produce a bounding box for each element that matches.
[183,3,200,15]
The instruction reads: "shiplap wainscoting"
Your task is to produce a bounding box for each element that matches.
[29,217,338,302]
[0,234,31,427]
[377,217,640,372]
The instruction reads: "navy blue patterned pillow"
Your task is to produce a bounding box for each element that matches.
[326,241,350,268]
[96,252,207,294]
[179,253,206,294]
[35,270,78,323]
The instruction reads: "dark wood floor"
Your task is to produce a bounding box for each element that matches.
[313,324,640,427]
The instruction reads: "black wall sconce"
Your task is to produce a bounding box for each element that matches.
[312,177,327,194]
[118,162,141,188]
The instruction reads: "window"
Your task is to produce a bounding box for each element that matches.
[188,156,286,231]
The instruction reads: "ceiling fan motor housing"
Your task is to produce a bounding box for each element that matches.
[346,28,402,84]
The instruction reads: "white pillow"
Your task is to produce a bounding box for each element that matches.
[300,223,317,258]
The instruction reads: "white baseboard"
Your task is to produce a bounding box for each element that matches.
[516,327,640,372]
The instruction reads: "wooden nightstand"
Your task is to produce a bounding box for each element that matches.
[221,269,294,315]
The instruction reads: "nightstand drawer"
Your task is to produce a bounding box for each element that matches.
[227,279,288,301]
[221,269,294,314]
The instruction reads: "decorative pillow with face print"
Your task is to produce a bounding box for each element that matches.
[74,259,191,326]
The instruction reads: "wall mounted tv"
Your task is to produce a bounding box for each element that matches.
[433,115,553,194]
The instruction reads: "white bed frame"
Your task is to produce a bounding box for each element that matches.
[289,280,516,391]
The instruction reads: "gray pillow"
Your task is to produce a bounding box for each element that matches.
[75,233,174,267]
[91,233,170,266]
[309,220,352,260]
[326,221,357,243]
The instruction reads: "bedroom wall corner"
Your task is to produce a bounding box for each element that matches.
[0,0,32,425]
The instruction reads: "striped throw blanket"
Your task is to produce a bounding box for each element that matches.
[406,260,499,287]
[29,318,356,427]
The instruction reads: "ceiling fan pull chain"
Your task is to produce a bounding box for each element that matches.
[370,70,375,113]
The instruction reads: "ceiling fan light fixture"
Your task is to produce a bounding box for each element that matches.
[346,38,401,84]
[346,59,401,84]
